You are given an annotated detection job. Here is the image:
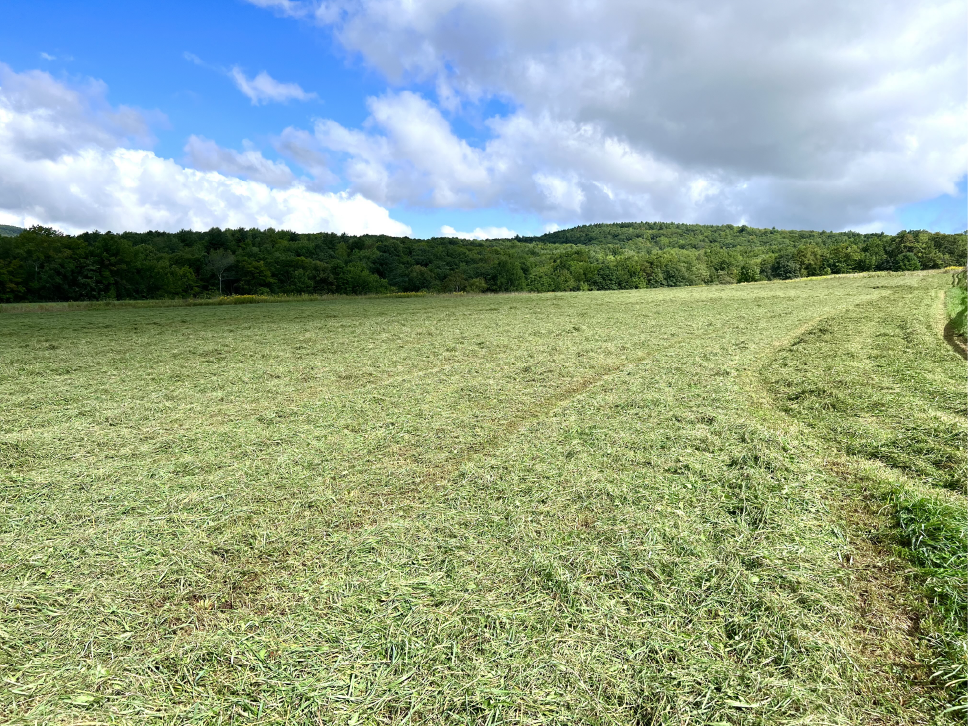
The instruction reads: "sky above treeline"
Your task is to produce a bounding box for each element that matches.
[0,0,965,238]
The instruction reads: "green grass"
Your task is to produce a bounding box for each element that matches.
[947,281,966,339]
[0,272,964,724]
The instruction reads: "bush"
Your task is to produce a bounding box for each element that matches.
[895,252,921,271]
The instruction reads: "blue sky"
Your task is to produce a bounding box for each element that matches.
[898,178,967,234]
[0,0,964,237]
[2,0,372,154]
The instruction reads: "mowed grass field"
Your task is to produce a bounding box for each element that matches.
[0,272,964,725]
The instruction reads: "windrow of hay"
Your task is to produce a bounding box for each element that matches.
[762,282,967,715]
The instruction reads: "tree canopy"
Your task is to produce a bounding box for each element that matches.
[0,222,964,303]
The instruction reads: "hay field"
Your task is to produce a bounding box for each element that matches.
[1,272,964,725]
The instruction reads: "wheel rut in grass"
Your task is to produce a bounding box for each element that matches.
[337,353,656,531]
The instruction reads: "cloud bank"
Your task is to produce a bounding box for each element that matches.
[440,224,516,240]
[0,64,410,235]
[255,0,967,230]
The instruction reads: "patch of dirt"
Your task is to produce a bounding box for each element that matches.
[942,319,967,360]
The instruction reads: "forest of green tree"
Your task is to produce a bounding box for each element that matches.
[0,222,964,302]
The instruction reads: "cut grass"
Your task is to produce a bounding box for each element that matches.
[762,279,967,714]
[0,272,964,724]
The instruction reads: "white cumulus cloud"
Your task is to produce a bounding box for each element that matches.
[284,91,707,222]
[0,64,410,236]
[440,225,516,239]
[250,0,967,230]
[184,135,296,187]
[229,67,316,105]
[313,91,492,207]
[244,0,311,18]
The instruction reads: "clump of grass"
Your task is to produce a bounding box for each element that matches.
[947,268,966,338]
[893,493,968,712]
[895,496,968,625]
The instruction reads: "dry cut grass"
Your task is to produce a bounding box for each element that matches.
[0,272,964,724]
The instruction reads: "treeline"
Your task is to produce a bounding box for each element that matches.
[0,222,964,302]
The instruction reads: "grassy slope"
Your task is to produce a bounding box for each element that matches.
[0,273,963,724]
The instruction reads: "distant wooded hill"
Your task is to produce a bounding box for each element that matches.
[0,225,23,238]
[0,222,964,302]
